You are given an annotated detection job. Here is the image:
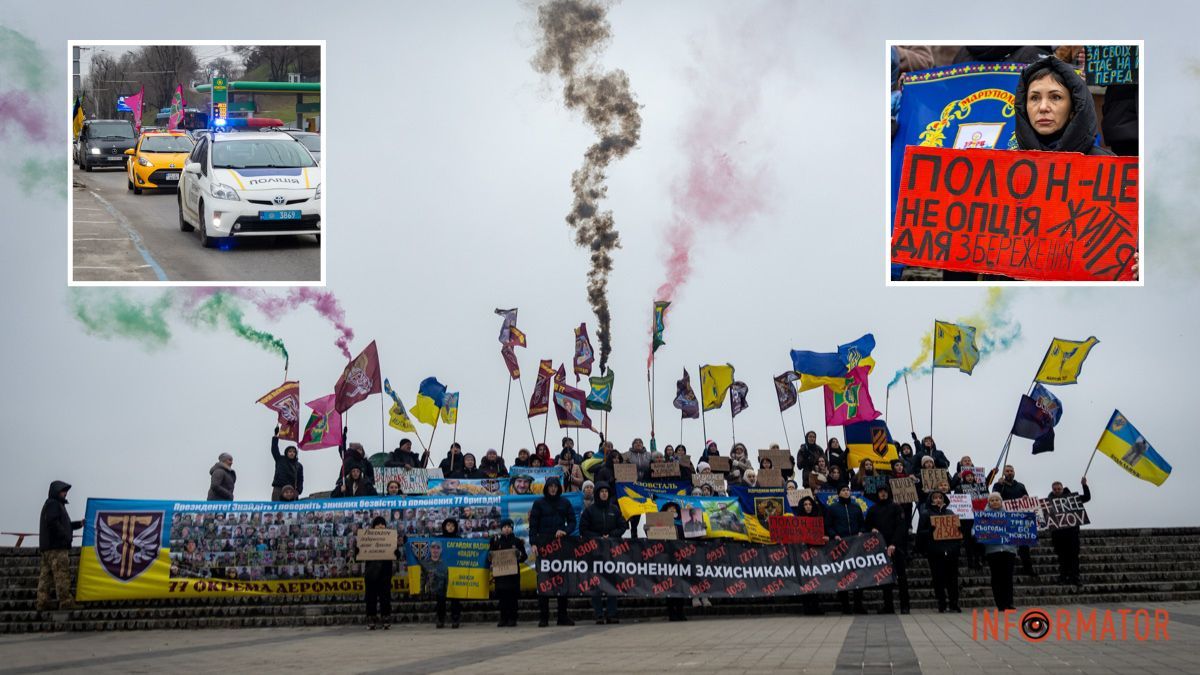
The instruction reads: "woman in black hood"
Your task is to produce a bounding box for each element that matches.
[432,517,462,628]
[796,495,827,615]
[358,515,400,630]
[1014,56,1114,156]
[915,490,962,613]
[528,477,576,626]
[489,518,527,627]
[579,482,627,623]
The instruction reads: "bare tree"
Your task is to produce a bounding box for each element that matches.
[136,45,200,110]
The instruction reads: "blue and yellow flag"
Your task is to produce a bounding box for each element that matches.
[440,391,459,425]
[934,321,980,374]
[72,95,85,139]
[700,363,735,411]
[586,368,614,412]
[411,377,447,426]
[652,301,670,353]
[1035,337,1099,385]
[383,378,417,432]
[616,481,689,520]
[844,419,899,468]
[1096,410,1171,486]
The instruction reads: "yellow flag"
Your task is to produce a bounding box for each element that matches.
[1034,337,1099,385]
[388,403,416,432]
[933,321,980,374]
[700,363,735,411]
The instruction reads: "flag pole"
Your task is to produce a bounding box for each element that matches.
[427,414,441,465]
[1082,447,1100,478]
[452,400,459,446]
[699,365,708,448]
[679,413,684,447]
[500,379,512,459]
[929,319,936,436]
[516,376,538,447]
[542,407,549,446]
[795,391,807,439]
[903,372,916,438]
[379,390,386,457]
[729,397,737,446]
[778,407,792,451]
[645,366,653,442]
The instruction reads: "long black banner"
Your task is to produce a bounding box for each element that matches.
[535,533,893,599]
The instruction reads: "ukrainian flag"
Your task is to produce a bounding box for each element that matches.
[797,357,874,393]
[72,96,85,139]
[1096,410,1171,486]
[440,392,459,425]
[700,363,734,411]
[933,321,980,374]
[617,484,661,520]
[1035,337,1099,385]
[411,377,447,426]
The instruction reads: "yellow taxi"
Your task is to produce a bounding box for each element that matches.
[125,131,195,194]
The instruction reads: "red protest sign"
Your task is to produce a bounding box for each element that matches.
[769,516,824,546]
[891,146,1138,281]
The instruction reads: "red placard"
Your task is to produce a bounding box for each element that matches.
[891,146,1138,281]
[769,516,825,546]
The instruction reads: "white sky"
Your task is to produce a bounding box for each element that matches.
[1,0,1197,537]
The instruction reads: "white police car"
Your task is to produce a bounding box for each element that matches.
[177,131,321,248]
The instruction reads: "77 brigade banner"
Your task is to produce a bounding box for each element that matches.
[535,533,892,599]
[405,537,491,599]
[77,493,582,601]
[891,146,1138,281]
[508,466,565,495]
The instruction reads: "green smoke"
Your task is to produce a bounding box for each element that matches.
[69,290,175,349]
[0,27,51,91]
[185,292,289,362]
[19,158,67,199]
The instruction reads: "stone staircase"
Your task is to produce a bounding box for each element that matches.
[3,527,1198,634]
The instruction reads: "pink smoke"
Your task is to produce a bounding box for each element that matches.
[0,92,51,143]
[181,288,354,358]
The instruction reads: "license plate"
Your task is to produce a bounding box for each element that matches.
[259,210,301,221]
[109,156,124,161]
[164,173,180,181]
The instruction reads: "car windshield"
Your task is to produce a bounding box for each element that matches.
[88,122,135,139]
[212,139,317,169]
[140,136,194,153]
[294,135,320,152]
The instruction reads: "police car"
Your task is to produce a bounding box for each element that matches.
[177,131,321,248]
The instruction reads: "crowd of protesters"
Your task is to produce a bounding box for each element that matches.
[36,427,1091,627]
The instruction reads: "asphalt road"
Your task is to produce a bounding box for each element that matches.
[71,165,321,283]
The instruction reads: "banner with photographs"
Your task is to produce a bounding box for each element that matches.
[76,493,582,601]
[535,533,892,599]
[404,537,491,599]
[508,467,565,495]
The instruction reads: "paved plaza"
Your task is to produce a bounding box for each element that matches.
[0,601,1195,674]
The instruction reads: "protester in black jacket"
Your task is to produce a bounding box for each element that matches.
[384,439,426,469]
[460,453,484,479]
[528,477,576,626]
[796,432,824,473]
[432,518,462,628]
[489,518,527,627]
[37,481,82,611]
[579,483,627,623]
[479,449,508,478]
[797,496,828,615]
[824,485,866,614]
[826,438,847,473]
[915,490,962,613]
[1102,83,1138,156]
[337,429,375,487]
[270,427,304,500]
[1014,55,1115,157]
[332,467,377,498]
[909,433,951,470]
[439,443,466,478]
[358,516,400,630]
[865,484,910,614]
[993,465,1038,579]
[1047,477,1091,587]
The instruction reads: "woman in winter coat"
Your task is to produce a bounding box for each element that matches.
[513,448,531,468]
[429,518,463,628]
[579,482,628,623]
[461,453,483,479]
[982,492,1017,611]
[488,518,527,627]
[796,431,825,473]
[479,449,508,478]
[557,449,584,492]
[825,464,849,492]
[660,502,689,622]
[1014,56,1114,156]
[358,516,400,630]
[824,485,866,614]
[439,443,467,478]
[851,458,877,493]
[528,477,576,626]
[826,438,847,473]
[729,444,753,484]
[593,450,625,489]
[915,490,961,613]
[533,443,554,470]
[953,469,987,569]
[805,456,830,492]
[796,496,828,615]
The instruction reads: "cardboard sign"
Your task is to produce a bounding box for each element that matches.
[644,511,678,540]
[707,456,731,473]
[863,474,890,495]
[694,473,727,494]
[891,146,1139,281]
[807,472,827,490]
[355,528,398,562]
[614,464,639,484]
[1003,495,1042,513]
[921,468,950,491]
[398,469,429,495]
[1085,45,1138,86]
[757,468,784,488]
[758,449,795,470]
[889,477,918,504]
[490,547,518,577]
[972,510,1038,546]
[1040,495,1091,531]
[931,514,963,540]
[786,487,813,508]
[650,461,681,479]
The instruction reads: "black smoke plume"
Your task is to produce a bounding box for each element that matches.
[533,0,642,372]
